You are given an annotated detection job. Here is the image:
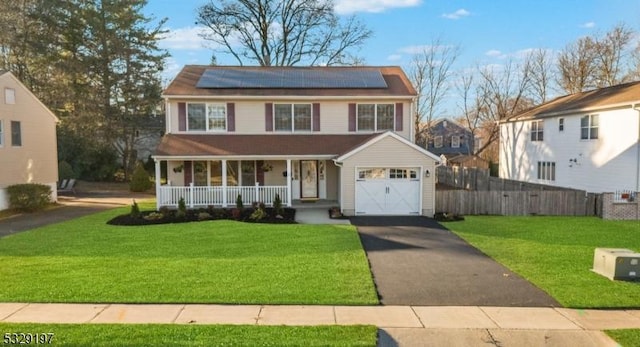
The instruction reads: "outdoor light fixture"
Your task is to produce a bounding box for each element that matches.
[425,169,431,178]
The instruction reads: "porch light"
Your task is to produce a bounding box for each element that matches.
[425,169,430,178]
[282,171,288,177]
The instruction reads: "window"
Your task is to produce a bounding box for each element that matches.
[0,120,3,147]
[581,114,598,140]
[558,118,564,132]
[4,88,15,104]
[358,168,386,180]
[451,135,461,148]
[11,121,21,146]
[434,136,443,148]
[389,168,418,179]
[357,103,394,131]
[274,104,311,131]
[187,103,226,131]
[537,161,556,181]
[530,120,543,141]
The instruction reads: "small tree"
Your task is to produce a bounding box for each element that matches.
[236,194,244,209]
[130,200,141,218]
[176,197,187,219]
[129,162,153,192]
[273,193,283,216]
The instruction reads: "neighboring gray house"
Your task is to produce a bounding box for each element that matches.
[153,65,441,216]
[426,119,474,157]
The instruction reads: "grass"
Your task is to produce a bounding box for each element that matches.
[0,323,378,346]
[606,329,640,347]
[0,205,378,305]
[441,216,640,308]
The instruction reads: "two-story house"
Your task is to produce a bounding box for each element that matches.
[425,118,488,169]
[0,71,59,210]
[500,81,640,193]
[153,66,440,216]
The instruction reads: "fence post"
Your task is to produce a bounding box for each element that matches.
[255,182,260,203]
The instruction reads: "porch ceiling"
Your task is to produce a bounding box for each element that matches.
[154,133,379,158]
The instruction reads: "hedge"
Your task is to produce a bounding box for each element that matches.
[7,183,52,212]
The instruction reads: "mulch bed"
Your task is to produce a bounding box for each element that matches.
[107,207,296,226]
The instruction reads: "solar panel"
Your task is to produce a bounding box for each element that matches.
[196,68,388,89]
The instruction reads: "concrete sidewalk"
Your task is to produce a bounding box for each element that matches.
[1,303,637,346]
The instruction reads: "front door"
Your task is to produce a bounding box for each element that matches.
[300,160,318,198]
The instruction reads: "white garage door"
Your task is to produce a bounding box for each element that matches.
[355,168,421,215]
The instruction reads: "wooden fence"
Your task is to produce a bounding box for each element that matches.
[435,166,602,216]
[436,190,601,216]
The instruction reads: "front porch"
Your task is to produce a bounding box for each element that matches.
[153,158,340,210]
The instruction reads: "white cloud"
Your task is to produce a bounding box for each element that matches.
[387,54,403,61]
[160,26,208,50]
[398,45,435,55]
[442,8,470,20]
[485,49,503,57]
[334,0,422,15]
[580,21,596,28]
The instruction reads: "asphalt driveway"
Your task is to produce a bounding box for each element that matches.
[351,216,561,307]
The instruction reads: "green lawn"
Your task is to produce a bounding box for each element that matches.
[0,206,377,305]
[607,329,640,347]
[441,216,640,308]
[0,323,378,347]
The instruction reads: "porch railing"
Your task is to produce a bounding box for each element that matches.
[158,183,289,208]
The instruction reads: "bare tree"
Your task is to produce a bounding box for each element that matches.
[196,0,372,66]
[409,38,460,147]
[526,48,554,104]
[557,36,598,93]
[594,23,634,87]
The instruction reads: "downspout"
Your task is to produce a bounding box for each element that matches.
[634,104,640,192]
[333,160,344,213]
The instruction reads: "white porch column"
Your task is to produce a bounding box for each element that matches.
[286,159,292,207]
[222,159,227,207]
[154,159,161,210]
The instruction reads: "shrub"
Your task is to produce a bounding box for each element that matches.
[58,161,76,180]
[176,198,187,218]
[143,212,164,221]
[130,200,141,218]
[273,194,283,215]
[129,162,153,192]
[198,212,212,221]
[236,194,244,209]
[159,206,171,217]
[7,184,52,212]
[249,206,267,221]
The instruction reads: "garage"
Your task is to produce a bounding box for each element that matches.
[355,167,421,215]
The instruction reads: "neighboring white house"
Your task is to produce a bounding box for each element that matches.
[0,71,59,210]
[500,81,640,193]
[153,65,441,216]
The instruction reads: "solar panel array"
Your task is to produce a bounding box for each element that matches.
[196,68,388,89]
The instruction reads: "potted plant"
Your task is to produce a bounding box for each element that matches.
[328,206,343,219]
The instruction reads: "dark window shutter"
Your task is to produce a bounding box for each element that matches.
[184,161,192,185]
[395,103,403,132]
[227,103,235,132]
[256,160,265,185]
[312,103,320,132]
[348,103,356,132]
[265,103,273,131]
[178,102,186,131]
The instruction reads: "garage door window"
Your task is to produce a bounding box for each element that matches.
[358,168,386,180]
[389,168,417,179]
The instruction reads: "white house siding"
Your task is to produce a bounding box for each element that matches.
[500,107,640,193]
[339,136,437,217]
[166,99,412,140]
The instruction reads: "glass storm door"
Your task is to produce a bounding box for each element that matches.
[300,160,318,198]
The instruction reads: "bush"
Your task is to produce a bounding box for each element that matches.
[273,194,283,215]
[129,162,153,192]
[236,194,244,209]
[176,198,187,219]
[143,212,164,221]
[7,184,52,212]
[58,161,76,180]
[249,207,267,221]
[130,200,141,218]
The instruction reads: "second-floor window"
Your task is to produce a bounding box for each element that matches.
[187,103,226,131]
[4,88,15,104]
[451,135,461,148]
[558,118,564,132]
[357,104,394,131]
[530,120,543,141]
[274,104,311,132]
[434,136,443,148]
[581,114,598,140]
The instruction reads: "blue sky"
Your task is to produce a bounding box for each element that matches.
[145,0,640,114]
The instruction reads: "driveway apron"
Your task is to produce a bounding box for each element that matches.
[351,216,561,307]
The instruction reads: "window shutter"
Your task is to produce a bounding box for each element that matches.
[227,103,235,132]
[178,102,186,131]
[256,160,265,185]
[312,103,320,132]
[184,161,192,185]
[265,103,273,131]
[395,103,403,131]
[348,103,356,132]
